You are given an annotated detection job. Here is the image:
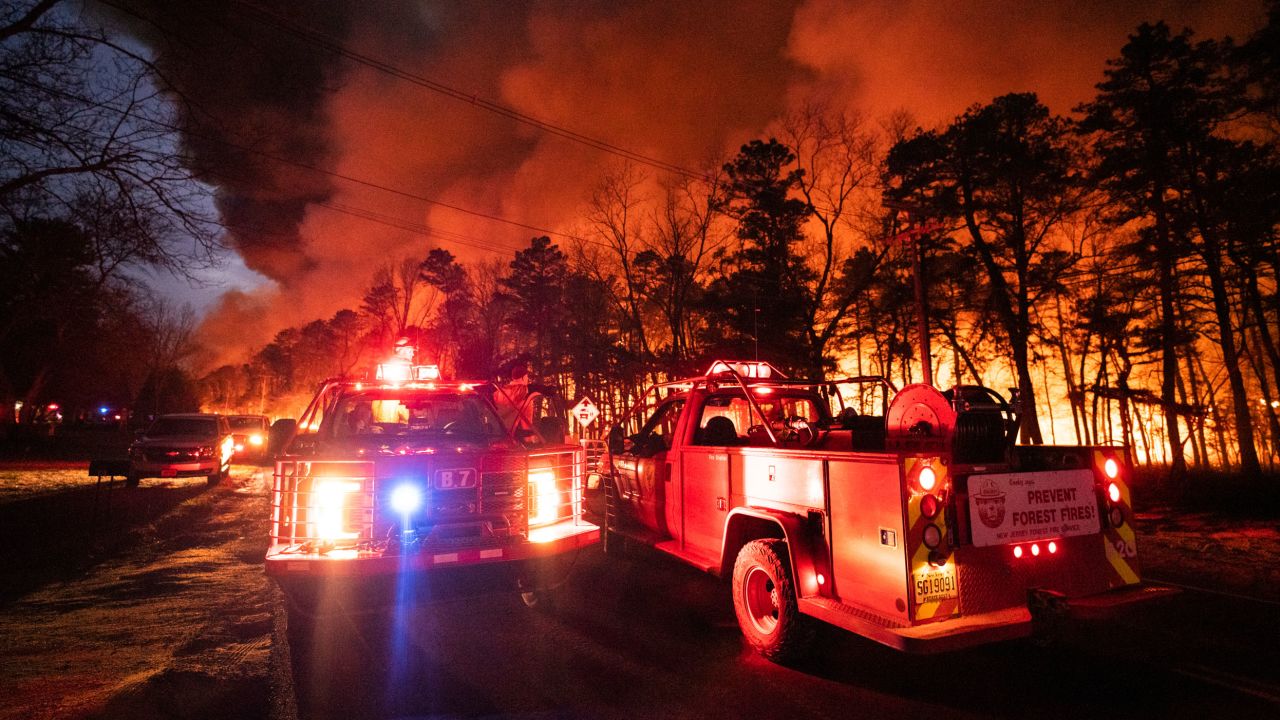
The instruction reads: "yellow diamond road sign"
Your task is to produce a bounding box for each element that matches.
[572,397,600,427]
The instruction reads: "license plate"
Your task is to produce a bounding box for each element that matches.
[161,468,177,477]
[435,468,477,490]
[913,567,958,604]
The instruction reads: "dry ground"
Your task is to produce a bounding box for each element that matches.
[0,466,277,720]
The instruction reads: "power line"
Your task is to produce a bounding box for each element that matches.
[314,201,529,258]
[219,0,710,182]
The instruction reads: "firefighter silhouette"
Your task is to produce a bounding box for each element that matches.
[493,355,536,431]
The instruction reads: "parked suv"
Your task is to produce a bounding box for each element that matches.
[127,413,234,487]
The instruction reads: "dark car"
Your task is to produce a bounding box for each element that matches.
[228,414,270,463]
[127,413,233,487]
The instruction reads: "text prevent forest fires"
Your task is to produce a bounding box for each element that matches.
[969,470,1101,547]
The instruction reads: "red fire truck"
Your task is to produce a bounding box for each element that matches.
[604,360,1168,660]
[265,355,600,611]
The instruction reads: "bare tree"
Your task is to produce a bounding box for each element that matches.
[1,0,220,273]
[780,102,885,376]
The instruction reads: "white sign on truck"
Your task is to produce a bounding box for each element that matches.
[967,469,1101,547]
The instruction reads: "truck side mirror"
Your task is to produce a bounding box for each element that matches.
[607,424,627,454]
[268,418,297,457]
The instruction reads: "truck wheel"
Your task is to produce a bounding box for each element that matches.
[125,473,140,488]
[732,539,813,663]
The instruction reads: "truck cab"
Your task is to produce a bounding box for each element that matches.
[606,360,1167,660]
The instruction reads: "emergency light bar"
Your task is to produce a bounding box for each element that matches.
[375,360,412,383]
[374,361,442,384]
[706,360,786,379]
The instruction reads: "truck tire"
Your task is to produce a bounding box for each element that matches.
[732,539,813,663]
[125,473,140,488]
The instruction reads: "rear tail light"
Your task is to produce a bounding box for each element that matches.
[1098,454,1127,528]
[920,493,941,519]
[1013,540,1060,559]
[1109,506,1125,527]
[918,467,937,492]
[922,524,942,549]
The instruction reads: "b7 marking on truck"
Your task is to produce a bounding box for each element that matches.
[436,468,477,489]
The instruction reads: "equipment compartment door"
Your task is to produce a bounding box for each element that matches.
[680,448,730,556]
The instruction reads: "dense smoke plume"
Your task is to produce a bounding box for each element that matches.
[109,0,1266,369]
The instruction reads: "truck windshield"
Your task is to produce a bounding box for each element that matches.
[328,389,505,439]
[148,418,218,438]
[228,416,266,431]
[700,392,824,431]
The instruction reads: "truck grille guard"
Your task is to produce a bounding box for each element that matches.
[270,441,603,555]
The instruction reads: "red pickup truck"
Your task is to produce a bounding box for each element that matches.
[604,360,1167,660]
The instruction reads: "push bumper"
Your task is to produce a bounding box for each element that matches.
[265,520,599,578]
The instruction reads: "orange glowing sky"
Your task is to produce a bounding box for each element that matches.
[130,0,1267,369]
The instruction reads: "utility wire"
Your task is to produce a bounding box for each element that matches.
[220,0,711,182]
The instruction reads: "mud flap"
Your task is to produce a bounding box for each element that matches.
[1027,587,1069,644]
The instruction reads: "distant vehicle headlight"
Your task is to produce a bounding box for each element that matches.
[248,433,265,446]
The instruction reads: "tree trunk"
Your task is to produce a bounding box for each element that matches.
[1176,366,1205,469]
[1195,227,1262,476]
[1154,200,1186,474]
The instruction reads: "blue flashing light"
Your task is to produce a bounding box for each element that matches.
[99,406,109,414]
[390,483,423,515]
